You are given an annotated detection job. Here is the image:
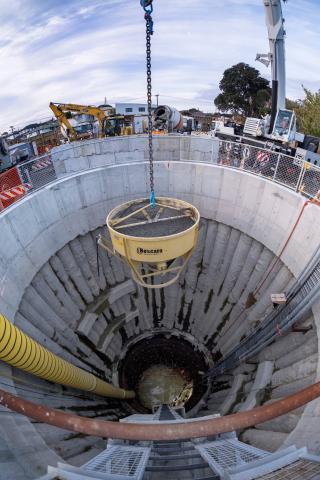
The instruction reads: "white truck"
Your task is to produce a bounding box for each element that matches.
[0,136,15,174]
[214,0,320,164]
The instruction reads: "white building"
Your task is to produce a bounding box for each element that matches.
[115,103,156,133]
[115,103,149,115]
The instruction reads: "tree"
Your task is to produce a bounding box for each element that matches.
[214,63,271,117]
[286,89,320,137]
[285,98,300,111]
[296,88,320,137]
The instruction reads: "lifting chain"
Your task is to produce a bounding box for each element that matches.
[141,0,155,207]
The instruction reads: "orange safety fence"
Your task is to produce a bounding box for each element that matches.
[0,167,32,212]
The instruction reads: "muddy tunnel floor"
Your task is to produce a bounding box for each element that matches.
[119,334,209,412]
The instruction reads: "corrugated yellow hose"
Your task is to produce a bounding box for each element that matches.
[0,314,135,399]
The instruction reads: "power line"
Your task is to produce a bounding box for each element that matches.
[158,94,215,106]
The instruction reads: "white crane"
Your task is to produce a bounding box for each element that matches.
[255,0,293,139]
[257,0,287,113]
[216,0,319,160]
[243,0,298,143]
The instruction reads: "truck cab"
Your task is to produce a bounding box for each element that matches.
[0,136,15,173]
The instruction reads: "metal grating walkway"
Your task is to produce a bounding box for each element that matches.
[255,459,320,479]
[196,439,269,477]
[82,446,150,479]
[45,446,151,480]
[36,406,320,480]
[225,447,320,480]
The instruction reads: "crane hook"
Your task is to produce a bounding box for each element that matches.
[140,0,153,14]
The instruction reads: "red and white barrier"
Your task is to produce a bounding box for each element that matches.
[256,151,270,163]
[0,184,32,201]
[31,158,52,171]
[0,167,32,211]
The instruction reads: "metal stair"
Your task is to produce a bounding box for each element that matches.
[145,439,218,479]
[36,406,320,480]
[142,405,218,479]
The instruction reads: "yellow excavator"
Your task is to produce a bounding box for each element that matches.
[49,102,127,141]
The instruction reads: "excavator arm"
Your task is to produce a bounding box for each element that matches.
[54,103,107,131]
[49,102,109,140]
[49,103,80,141]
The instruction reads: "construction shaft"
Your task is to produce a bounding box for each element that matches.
[1,381,320,441]
[0,314,135,399]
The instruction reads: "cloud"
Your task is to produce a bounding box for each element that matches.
[0,0,319,132]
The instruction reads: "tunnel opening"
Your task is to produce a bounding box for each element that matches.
[119,334,209,412]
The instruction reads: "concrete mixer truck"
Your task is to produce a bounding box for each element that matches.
[153,105,194,133]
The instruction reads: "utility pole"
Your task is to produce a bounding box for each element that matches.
[10,126,15,141]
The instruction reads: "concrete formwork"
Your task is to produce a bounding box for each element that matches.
[0,136,319,476]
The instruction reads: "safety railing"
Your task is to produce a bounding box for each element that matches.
[17,152,56,192]
[0,152,55,211]
[0,137,320,213]
[217,139,320,198]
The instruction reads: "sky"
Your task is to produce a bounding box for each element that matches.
[0,0,319,132]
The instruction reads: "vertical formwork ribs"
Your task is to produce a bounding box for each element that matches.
[208,252,320,378]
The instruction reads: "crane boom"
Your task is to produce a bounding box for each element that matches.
[263,0,286,111]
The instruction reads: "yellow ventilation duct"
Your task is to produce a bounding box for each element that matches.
[0,314,135,399]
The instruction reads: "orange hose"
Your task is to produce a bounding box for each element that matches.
[0,382,320,440]
[254,192,320,296]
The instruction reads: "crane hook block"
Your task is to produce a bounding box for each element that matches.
[141,0,153,9]
[99,197,200,289]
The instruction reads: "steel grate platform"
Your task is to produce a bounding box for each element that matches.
[82,445,150,479]
[37,406,320,480]
[110,199,196,238]
[196,439,269,476]
[255,458,320,479]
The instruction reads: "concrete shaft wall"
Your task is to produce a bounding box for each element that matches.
[0,136,319,477]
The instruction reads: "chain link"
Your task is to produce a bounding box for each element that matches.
[145,12,155,204]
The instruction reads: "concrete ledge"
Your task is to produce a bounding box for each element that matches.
[98,310,139,352]
[242,429,288,452]
[76,280,136,336]
[239,361,274,412]
[220,374,248,415]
